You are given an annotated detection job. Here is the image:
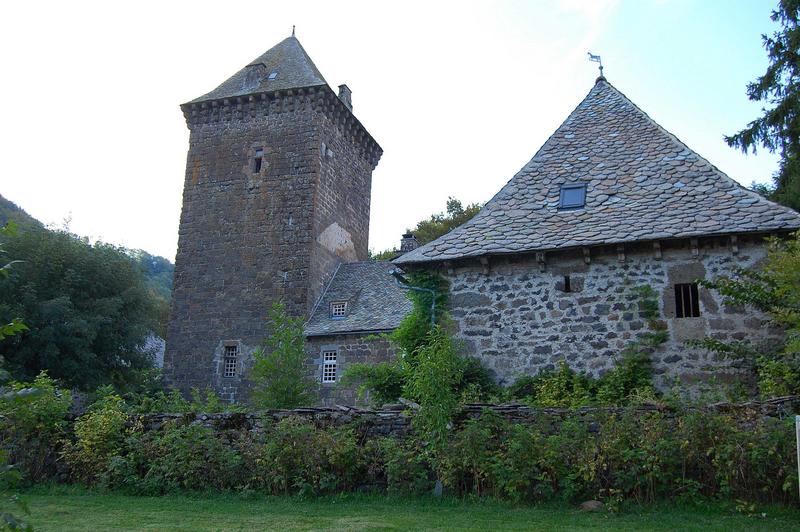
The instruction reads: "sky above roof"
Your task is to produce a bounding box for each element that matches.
[0,0,784,261]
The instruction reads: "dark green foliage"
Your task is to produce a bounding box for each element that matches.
[409,198,483,246]
[128,250,173,338]
[338,360,405,406]
[437,408,797,506]
[5,377,797,507]
[106,422,242,494]
[0,228,160,391]
[370,198,482,258]
[508,353,657,408]
[726,0,800,211]
[389,271,449,360]
[250,302,316,409]
[404,327,463,449]
[0,373,71,484]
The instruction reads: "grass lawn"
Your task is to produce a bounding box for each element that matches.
[20,488,800,531]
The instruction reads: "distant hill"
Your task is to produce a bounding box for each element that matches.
[0,194,43,231]
[0,192,174,307]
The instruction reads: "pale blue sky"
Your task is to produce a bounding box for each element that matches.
[0,0,783,259]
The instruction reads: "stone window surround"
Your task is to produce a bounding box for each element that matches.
[222,340,240,378]
[321,346,338,384]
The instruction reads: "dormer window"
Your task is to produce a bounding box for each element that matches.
[330,301,347,318]
[559,183,587,209]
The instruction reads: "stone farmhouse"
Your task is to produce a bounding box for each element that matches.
[165,34,800,403]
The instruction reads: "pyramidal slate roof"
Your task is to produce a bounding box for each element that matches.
[395,78,800,265]
[189,36,327,104]
[305,262,413,337]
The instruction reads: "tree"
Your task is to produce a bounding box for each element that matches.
[0,227,159,391]
[371,198,482,260]
[726,0,800,211]
[410,197,482,246]
[250,302,315,409]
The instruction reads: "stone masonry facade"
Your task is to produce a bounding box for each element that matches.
[164,86,381,403]
[306,334,399,406]
[442,235,783,390]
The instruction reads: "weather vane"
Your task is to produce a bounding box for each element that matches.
[588,52,604,78]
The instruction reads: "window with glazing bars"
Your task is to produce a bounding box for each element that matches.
[223,345,238,377]
[330,301,347,318]
[322,350,337,383]
[674,283,700,318]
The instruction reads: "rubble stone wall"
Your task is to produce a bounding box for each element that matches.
[306,333,399,406]
[126,395,799,440]
[441,235,783,390]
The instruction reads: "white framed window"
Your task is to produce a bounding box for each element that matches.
[223,345,238,378]
[322,350,337,383]
[330,301,347,318]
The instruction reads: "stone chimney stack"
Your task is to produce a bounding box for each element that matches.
[400,232,418,253]
[338,84,353,111]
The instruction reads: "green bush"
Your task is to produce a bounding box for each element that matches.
[63,393,128,484]
[107,421,242,494]
[0,372,71,483]
[378,438,433,495]
[250,302,316,409]
[339,360,405,406]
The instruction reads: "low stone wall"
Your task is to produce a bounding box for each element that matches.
[128,395,799,440]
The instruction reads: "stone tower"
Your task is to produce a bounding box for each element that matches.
[164,36,382,402]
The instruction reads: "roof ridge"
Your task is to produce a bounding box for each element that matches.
[598,80,799,218]
[399,80,610,263]
[189,36,328,105]
[395,79,800,265]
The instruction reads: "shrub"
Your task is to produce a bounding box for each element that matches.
[253,416,369,496]
[63,393,128,484]
[250,302,315,409]
[379,438,433,495]
[339,360,405,406]
[404,327,463,450]
[107,421,242,494]
[0,372,71,483]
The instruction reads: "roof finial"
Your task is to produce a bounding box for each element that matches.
[588,52,605,81]
[292,25,295,37]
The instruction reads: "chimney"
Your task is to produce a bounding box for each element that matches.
[338,84,353,111]
[400,232,418,253]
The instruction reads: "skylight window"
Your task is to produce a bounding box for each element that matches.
[267,71,278,80]
[559,183,587,209]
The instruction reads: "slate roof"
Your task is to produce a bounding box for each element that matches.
[304,262,414,337]
[188,36,327,104]
[395,78,800,265]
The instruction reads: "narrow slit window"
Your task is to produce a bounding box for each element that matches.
[322,350,337,383]
[564,276,572,293]
[330,301,347,318]
[253,149,263,173]
[674,283,700,318]
[223,345,238,378]
[559,183,587,209]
